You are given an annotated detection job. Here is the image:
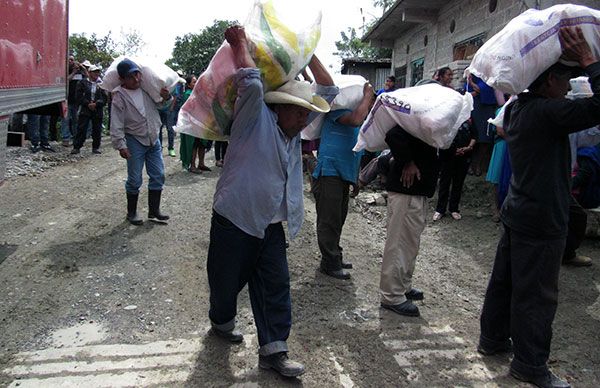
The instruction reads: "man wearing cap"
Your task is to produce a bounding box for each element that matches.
[71,64,106,155]
[109,58,172,225]
[478,27,600,388]
[206,25,336,378]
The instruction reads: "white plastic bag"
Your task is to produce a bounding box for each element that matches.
[353,83,473,152]
[301,74,367,140]
[568,76,592,99]
[488,95,518,128]
[176,0,322,140]
[467,4,600,95]
[100,56,180,103]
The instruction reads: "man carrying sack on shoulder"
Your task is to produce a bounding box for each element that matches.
[206,25,338,378]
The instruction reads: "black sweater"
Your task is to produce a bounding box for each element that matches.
[384,126,439,197]
[501,61,600,238]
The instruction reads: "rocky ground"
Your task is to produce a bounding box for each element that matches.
[0,138,599,387]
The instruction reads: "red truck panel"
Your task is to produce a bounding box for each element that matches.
[0,0,68,89]
[0,0,68,117]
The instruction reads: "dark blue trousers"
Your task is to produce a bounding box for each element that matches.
[207,211,291,356]
[480,225,565,377]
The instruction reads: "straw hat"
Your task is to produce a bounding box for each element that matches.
[264,80,330,113]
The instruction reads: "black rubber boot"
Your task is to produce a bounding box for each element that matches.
[126,193,143,225]
[148,190,169,224]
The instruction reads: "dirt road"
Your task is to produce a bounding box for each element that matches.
[1,142,599,387]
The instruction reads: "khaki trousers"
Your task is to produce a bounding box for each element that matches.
[380,192,427,305]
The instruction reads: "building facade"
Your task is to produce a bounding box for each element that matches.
[363,0,600,89]
[341,57,393,90]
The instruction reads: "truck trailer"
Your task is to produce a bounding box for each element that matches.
[0,0,69,184]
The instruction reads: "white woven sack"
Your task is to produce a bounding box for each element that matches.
[353,83,473,152]
[301,74,367,140]
[99,56,180,103]
[467,4,600,95]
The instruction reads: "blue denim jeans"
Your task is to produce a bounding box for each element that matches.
[207,211,291,356]
[124,134,165,194]
[60,104,78,141]
[27,114,50,146]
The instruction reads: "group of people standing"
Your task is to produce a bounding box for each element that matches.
[22,57,106,154]
[98,23,599,388]
[198,25,598,388]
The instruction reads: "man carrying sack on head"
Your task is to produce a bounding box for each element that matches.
[205,25,337,378]
[478,27,600,388]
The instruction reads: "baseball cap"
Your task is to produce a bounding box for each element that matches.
[117,59,141,78]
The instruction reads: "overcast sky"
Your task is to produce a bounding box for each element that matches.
[69,0,382,73]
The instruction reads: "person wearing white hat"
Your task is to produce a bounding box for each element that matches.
[205,25,337,378]
[71,64,106,155]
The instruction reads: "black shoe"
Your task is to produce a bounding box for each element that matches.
[70,148,80,155]
[477,339,512,356]
[259,352,305,377]
[405,288,424,301]
[210,327,243,343]
[126,193,143,226]
[320,267,351,280]
[40,144,55,152]
[381,300,420,317]
[30,145,41,153]
[341,260,353,269]
[148,190,169,224]
[92,148,102,154]
[510,369,570,388]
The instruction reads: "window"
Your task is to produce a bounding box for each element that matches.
[394,66,407,88]
[449,19,456,33]
[489,0,498,13]
[453,33,486,61]
[410,58,424,86]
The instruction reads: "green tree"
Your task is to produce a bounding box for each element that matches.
[334,27,391,59]
[69,32,119,69]
[69,30,146,69]
[117,28,146,56]
[373,0,396,12]
[166,19,238,75]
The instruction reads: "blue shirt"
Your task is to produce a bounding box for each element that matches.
[213,68,338,239]
[312,109,363,184]
[376,87,394,96]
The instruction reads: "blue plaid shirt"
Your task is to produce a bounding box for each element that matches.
[213,68,338,239]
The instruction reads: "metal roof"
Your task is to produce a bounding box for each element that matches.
[341,57,392,64]
[362,0,447,47]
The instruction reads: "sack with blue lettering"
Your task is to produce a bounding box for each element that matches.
[467,4,600,95]
[353,83,473,152]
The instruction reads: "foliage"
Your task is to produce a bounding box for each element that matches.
[68,30,147,69]
[165,20,238,76]
[334,27,392,60]
[118,28,146,57]
[334,0,397,60]
[373,0,396,12]
[69,33,118,69]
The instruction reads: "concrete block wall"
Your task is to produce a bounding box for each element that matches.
[390,0,600,87]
